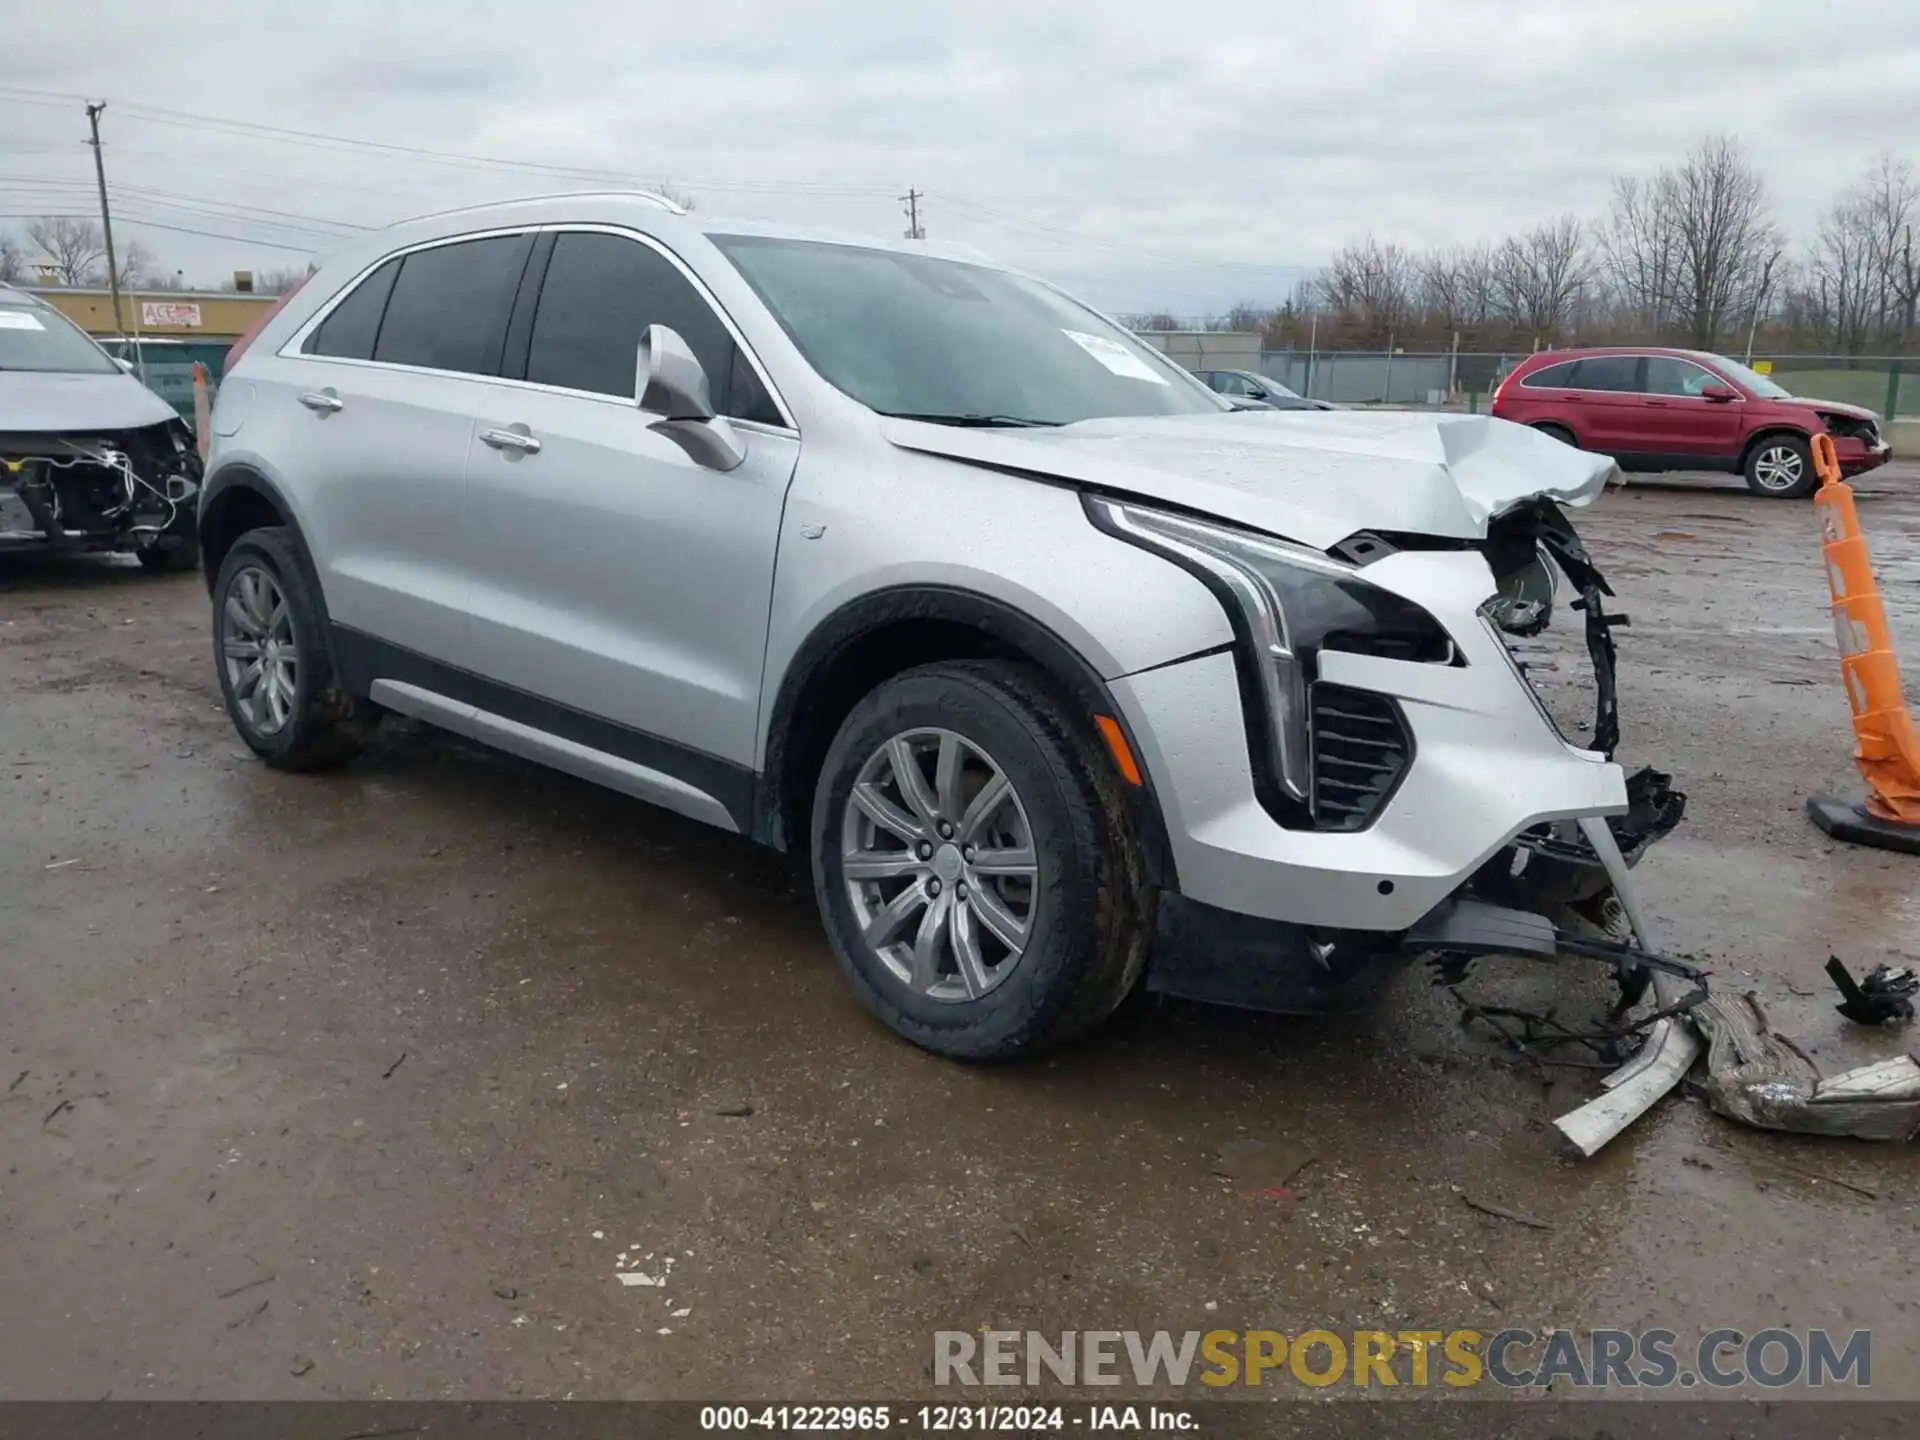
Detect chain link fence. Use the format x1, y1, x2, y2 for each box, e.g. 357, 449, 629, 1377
1257, 350, 1918, 415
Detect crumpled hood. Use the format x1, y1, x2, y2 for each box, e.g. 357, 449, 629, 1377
1787, 395, 1881, 423
880, 409, 1619, 549
0, 369, 178, 435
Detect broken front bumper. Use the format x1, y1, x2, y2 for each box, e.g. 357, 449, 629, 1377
0, 428, 201, 555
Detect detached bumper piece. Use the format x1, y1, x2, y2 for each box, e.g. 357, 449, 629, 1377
1690, 991, 1920, 1143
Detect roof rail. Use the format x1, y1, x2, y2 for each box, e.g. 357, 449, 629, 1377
403, 188, 690, 225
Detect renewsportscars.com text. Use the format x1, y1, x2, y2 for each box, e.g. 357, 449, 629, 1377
933, 1328, 1872, 1390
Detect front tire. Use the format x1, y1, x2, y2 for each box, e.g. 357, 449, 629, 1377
1744, 434, 1816, 498
213, 526, 368, 770
810, 660, 1152, 1060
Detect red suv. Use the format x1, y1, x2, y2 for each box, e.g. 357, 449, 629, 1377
1493, 347, 1891, 498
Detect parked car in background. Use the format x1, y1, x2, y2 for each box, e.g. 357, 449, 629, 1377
1492, 346, 1891, 498
199, 191, 1670, 1062
0, 285, 203, 570
1195, 369, 1336, 410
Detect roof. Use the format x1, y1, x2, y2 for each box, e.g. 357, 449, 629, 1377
1515, 345, 1732, 363
374, 190, 997, 267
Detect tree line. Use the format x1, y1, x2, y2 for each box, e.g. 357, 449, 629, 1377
0, 215, 308, 294
1132, 136, 1919, 358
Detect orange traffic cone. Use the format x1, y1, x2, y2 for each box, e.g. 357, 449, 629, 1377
191, 362, 212, 461
1805, 432, 1920, 855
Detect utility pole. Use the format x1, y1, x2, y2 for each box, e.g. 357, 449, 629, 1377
900, 189, 924, 241
85, 102, 126, 341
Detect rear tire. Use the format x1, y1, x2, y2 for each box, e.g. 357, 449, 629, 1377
1744, 434, 1816, 498
810, 660, 1152, 1060
1532, 422, 1578, 448
212, 526, 370, 771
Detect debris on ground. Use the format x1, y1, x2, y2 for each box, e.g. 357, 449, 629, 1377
1691, 991, 1920, 1142
1212, 1138, 1316, 1189
712, 1101, 755, 1117
1461, 1194, 1552, 1231
1826, 958, 1916, 1027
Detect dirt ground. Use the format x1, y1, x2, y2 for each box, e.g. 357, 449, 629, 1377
1, 464, 1916, 1403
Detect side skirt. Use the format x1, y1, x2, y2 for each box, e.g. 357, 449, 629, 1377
331, 625, 757, 836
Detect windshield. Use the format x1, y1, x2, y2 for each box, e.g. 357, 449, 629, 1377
0, 301, 118, 375
1257, 375, 1303, 399
710, 235, 1227, 426
1704, 353, 1791, 400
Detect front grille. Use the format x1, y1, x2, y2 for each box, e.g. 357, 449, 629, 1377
1310, 683, 1412, 830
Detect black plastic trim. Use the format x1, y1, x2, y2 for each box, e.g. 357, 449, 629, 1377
331, 625, 757, 834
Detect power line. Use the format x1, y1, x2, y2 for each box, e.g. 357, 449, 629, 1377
0, 176, 362, 234
0, 210, 318, 253
0, 86, 900, 199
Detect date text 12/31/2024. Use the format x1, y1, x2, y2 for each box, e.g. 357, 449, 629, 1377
700, 1406, 1198, 1432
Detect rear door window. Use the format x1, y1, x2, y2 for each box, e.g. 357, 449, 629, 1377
1521, 360, 1580, 389
303, 258, 398, 360
1569, 355, 1642, 392
1643, 356, 1719, 397
372, 234, 533, 376
524, 230, 781, 424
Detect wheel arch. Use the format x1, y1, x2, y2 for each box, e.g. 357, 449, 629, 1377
1738, 424, 1813, 474
197, 463, 303, 595
758, 584, 1179, 890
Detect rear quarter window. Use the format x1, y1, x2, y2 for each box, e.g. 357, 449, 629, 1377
1521, 360, 1580, 389
302, 260, 398, 361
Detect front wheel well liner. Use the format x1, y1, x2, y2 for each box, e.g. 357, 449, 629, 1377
198, 466, 296, 592
759, 586, 1178, 890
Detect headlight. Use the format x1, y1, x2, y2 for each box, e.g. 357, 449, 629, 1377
1085, 496, 1454, 818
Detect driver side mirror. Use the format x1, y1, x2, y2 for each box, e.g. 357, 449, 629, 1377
1701, 383, 1738, 403
113, 357, 136, 374
634, 324, 745, 472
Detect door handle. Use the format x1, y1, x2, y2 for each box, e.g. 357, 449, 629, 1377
480, 426, 542, 455
298, 390, 343, 414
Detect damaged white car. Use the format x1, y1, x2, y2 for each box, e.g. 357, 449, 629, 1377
0, 284, 202, 571
199, 195, 1688, 1089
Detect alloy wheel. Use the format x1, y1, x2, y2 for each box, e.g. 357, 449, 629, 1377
1753, 444, 1805, 492
839, 727, 1039, 1003
221, 565, 298, 736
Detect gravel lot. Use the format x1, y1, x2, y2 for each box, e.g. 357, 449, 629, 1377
2, 463, 1917, 1401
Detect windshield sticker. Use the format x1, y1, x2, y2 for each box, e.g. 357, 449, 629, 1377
1062, 330, 1169, 385
0, 310, 47, 331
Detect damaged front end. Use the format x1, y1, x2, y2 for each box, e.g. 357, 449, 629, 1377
0, 420, 202, 566
1394, 497, 1705, 1154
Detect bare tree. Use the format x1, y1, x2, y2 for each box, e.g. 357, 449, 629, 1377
1854, 154, 1919, 345
25, 215, 107, 286
253, 266, 311, 295
1602, 136, 1781, 348
1492, 215, 1590, 341
649, 180, 696, 212
1418, 243, 1497, 339
115, 238, 155, 288
1802, 188, 1880, 353
1313, 235, 1415, 344
0, 231, 23, 285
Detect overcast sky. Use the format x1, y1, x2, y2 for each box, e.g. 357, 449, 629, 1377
4, 0, 1917, 314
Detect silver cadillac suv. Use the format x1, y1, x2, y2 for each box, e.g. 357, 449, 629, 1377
200, 191, 1680, 1060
